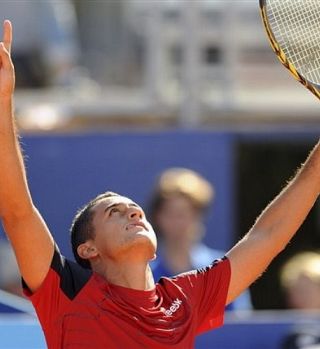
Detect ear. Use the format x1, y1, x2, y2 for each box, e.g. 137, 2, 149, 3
77, 241, 98, 260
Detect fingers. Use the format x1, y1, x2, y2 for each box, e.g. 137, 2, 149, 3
2, 20, 12, 54
0, 20, 13, 70
0, 42, 13, 70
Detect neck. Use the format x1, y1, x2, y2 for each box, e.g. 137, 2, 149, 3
92, 258, 155, 291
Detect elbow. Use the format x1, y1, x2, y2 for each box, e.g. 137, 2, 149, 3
249, 226, 289, 257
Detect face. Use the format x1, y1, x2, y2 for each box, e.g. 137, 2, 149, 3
154, 194, 202, 243
90, 196, 157, 262
287, 274, 320, 309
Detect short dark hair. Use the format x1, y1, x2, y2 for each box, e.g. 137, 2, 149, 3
70, 191, 121, 269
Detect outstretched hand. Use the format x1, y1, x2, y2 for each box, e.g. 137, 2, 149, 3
0, 20, 14, 98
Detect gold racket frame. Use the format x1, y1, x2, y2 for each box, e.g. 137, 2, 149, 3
259, 0, 320, 100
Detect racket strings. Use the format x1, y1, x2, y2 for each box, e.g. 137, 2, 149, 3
266, 0, 320, 84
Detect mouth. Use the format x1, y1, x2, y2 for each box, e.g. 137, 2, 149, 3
126, 222, 148, 231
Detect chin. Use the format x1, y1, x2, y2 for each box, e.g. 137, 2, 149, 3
130, 232, 157, 258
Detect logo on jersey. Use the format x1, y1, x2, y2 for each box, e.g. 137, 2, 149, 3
163, 298, 182, 316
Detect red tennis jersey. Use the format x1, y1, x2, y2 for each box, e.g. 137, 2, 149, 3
24, 248, 231, 348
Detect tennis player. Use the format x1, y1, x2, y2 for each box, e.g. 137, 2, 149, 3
1, 20, 320, 348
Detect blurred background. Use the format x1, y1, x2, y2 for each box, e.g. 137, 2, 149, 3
0, 1, 319, 348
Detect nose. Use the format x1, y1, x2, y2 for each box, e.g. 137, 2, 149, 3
128, 206, 143, 220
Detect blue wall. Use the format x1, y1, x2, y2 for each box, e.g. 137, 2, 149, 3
3, 130, 236, 259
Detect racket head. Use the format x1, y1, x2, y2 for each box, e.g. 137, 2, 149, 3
259, 0, 320, 100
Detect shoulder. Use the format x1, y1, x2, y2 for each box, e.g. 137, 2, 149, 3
158, 257, 230, 290
52, 249, 93, 300
24, 246, 93, 301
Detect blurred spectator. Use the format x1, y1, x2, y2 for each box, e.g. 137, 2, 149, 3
0, 0, 80, 88
148, 167, 252, 311
280, 251, 320, 310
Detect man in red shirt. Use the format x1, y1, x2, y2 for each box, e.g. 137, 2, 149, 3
1, 20, 320, 348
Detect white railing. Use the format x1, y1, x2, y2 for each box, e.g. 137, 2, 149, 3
0, 289, 35, 315
14, 1, 320, 130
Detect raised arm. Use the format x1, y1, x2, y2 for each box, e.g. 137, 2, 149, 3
226, 141, 320, 304
0, 20, 54, 292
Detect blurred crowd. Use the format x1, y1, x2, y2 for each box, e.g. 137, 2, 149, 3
280, 252, 320, 349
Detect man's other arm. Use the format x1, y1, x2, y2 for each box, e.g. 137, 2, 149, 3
226, 141, 320, 304
0, 20, 54, 293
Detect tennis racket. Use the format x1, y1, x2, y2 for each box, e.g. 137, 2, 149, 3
259, 0, 320, 100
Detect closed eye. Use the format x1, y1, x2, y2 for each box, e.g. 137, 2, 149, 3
109, 207, 120, 215
104, 202, 143, 217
